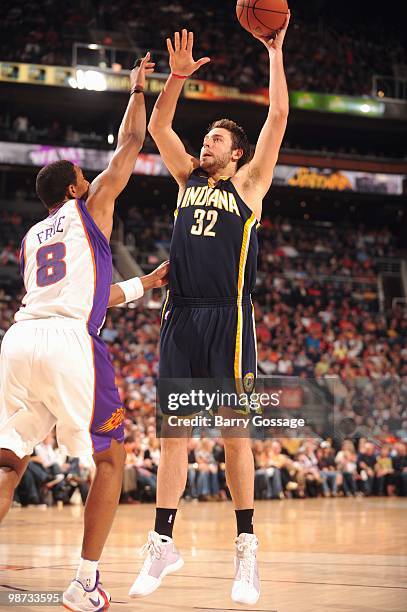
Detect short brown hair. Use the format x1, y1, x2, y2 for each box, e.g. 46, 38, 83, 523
36, 160, 77, 209
207, 119, 251, 169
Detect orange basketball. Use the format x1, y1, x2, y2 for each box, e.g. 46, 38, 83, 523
236, 0, 289, 38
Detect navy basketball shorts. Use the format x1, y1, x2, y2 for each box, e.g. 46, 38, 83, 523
158, 294, 257, 416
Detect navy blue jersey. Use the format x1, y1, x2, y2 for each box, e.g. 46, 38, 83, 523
169, 169, 258, 299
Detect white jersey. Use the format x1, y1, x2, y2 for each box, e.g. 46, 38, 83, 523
15, 198, 112, 334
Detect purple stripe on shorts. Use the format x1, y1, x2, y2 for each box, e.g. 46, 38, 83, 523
76, 199, 112, 335
90, 336, 124, 454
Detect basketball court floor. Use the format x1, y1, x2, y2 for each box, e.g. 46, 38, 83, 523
1, 498, 406, 611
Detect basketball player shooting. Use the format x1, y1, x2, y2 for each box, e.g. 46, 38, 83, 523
0, 54, 169, 611
130, 15, 290, 607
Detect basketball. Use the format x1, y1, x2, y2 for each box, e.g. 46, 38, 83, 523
236, 0, 289, 38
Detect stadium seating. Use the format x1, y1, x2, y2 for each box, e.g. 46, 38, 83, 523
1, 0, 405, 95
2, 207, 406, 505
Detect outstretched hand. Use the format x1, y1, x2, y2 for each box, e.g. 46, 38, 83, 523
167, 29, 210, 77
255, 9, 290, 53
130, 52, 155, 90
142, 260, 170, 291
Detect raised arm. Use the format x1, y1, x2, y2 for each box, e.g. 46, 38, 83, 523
148, 30, 210, 187
245, 13, 290, 198
86, 54, 155, 240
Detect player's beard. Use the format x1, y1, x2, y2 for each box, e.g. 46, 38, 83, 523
201, 151, 232, 175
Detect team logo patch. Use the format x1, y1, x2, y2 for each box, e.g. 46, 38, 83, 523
96, 407, 125, 433
243, 372, 255, 393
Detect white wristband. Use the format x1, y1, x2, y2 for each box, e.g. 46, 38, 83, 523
116, 277, 144, 303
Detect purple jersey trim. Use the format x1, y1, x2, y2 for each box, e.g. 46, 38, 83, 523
19, 235, 27, 286
75, 199, 112, 335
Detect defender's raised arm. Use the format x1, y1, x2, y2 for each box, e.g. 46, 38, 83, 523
87, 53, 155, 239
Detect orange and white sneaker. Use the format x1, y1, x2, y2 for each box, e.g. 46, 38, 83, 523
129, 530, 184, 597
63, 571, 110, 611
231, 533, 260, 605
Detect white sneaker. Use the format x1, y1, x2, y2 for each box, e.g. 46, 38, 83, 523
231, 533, 260, 605
63, 571, 110, 611
129, 530, 184, 597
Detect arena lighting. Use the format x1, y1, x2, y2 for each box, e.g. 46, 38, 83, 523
88, 44, 99, 50
74, 69, 107, 91
107, 133, 114, 144
360, 103, 371, 113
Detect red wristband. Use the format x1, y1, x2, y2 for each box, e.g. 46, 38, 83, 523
171, 73, 189, 80
130, 85, 144, 95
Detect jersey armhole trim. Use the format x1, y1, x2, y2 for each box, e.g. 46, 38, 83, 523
228, 179, 261, 224
75, 201, 97, 326
77, 199, 111, 249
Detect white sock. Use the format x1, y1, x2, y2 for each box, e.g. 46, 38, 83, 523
76, 558, 98, 590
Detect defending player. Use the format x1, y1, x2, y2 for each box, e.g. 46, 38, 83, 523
130, 17, 290, 607
0, 54, 168, 611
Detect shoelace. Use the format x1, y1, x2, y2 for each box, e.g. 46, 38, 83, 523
139, 532, 163, 562
236, 539, 257, 584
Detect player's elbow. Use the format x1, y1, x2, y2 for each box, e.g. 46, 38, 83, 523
148, 119, 168, 138
119, 128, 144, 152
148, 120, 159, 137
269, 108, 289, 123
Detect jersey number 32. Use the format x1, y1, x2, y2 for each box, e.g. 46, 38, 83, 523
190, 209, 218, 237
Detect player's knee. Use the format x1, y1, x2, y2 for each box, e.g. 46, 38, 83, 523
0, 449, 28, 481
94, 440, 126, 470
0, 465, 20, 483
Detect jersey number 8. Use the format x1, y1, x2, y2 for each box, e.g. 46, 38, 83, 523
36, 242, 67, 287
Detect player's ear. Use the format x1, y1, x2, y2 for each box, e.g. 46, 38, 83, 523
67, 182, 78, 198
232, 148, 243, 162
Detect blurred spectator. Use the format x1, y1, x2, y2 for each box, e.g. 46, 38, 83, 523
374, 445, 395, 496
296, 440, 323, 497
335, 440, 358, 496
357, 440, 376, 496
392, 442, 407, 496
317, 441, 340, 496
195, 439, 220, 501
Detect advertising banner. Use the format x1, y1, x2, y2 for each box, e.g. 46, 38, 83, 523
0, 61, 385, 117
0, 142, 170, 177
0, 142, 403, 194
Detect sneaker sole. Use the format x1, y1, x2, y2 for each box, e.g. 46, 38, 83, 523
231, 593, 260, 606
129, 557, 184, 598
63, 602, 109, 612
62, 590, 110, 611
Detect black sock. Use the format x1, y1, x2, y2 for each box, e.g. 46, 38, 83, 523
235, 509, 254, 536
154, 507, 177, 539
